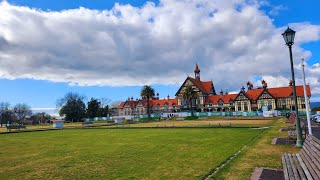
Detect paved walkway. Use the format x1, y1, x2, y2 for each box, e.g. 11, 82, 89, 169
311, 121, 320, 139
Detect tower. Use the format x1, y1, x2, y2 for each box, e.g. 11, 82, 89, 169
194, 63, 200, 81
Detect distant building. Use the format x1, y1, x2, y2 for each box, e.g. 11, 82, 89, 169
117, 64, 311, 115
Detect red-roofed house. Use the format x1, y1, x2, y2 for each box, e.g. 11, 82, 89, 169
117, 64, 312, 115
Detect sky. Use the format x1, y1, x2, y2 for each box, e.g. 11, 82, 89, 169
0, 0, 320, 114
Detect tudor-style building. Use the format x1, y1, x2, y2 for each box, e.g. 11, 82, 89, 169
175, 63, 216, 111
117, 64, 312, 115
117, 96, 179, 116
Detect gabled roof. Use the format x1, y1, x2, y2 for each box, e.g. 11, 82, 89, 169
245, 89, 264, 101
267, 85, 311, 98
118, 102, 125, 108
234, 91, 250, 101
175, 77, 213, 96
205, 94, 238, 104
151, 98, 178, 107
234, 85, 312, 101
121, 100, 138, 108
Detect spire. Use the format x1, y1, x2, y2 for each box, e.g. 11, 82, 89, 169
194, 63, 200, 81
194, 63, 200, 73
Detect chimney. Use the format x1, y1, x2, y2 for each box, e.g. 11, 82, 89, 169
263, 82, 268, 89
241, 85, 245, 92
289, 80, 293, 86
247, 81, 252, 90
225, 91, 228, 95
167, 95, 170, 100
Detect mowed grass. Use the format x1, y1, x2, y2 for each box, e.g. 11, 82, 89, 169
116, 119, 274, 128
0, 128, 262, 179
211, 118, 300, 179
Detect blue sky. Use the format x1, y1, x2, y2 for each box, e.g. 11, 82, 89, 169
0, 0, 320, 112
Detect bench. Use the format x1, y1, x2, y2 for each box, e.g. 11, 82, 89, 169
282, 135, 320, 180
6, 125, 27, 132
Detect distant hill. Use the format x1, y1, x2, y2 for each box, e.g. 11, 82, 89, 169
310, 102, 320, 108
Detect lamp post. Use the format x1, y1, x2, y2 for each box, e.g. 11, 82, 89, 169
301, 58, 312, 135
282, 27, 303, 148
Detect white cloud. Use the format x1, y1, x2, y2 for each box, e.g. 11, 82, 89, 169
0, 0, 320, 101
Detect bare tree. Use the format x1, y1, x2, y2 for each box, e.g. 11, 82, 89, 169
13, 103, 32, 125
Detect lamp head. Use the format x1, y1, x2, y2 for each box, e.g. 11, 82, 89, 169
282, 27, 296, 46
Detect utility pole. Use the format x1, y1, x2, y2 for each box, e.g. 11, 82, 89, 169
301, 58, 312, 135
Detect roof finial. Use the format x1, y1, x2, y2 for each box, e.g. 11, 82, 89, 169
194, 63, 200, 73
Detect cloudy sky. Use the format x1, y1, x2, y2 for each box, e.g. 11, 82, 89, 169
0, 0, 319, 111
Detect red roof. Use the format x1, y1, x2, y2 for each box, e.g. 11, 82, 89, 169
118, 102, 125, 108
188, 77, 212, 94
245, 89, 264, 101
206, 94, 237, 104
151, 98, 178, 107
118, 98, 178, 109
267, 85, 311, 98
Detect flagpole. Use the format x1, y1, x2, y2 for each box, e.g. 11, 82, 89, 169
301, 58, 312, 135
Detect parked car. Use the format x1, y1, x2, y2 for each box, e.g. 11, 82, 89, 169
312, 115, 320, 123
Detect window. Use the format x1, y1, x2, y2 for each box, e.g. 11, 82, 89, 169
237, 102, 241, 111
244, 102, 248, 111
261, 101, 264, 107
164, 104, 168, 110
229, 101, 233, 106
218, 100, 223, 107
268, 100, 272, 110
302, 104, 306, 108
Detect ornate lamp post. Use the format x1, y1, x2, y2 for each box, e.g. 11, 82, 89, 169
282, 27, 303, 148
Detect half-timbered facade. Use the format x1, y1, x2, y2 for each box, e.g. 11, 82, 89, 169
117, 64, 312, 115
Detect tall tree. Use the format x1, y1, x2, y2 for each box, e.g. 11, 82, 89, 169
13, 103, 32, 125
98, 105, 109, 117
182, 85, 198, 116
86, 98, 101, 118
57, 92, 86, 122
0, 102, 11, 127
140, 85, 155, 119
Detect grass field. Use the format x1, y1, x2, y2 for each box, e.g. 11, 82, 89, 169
0, 118, 275, 132
113, 119, 274, 128
0, 128, 262, 179
211, 118, 300, 179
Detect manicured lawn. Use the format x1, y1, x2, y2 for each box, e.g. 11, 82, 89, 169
114, 119, 274, 128
211, 118, 300, 179
0, 128, 262, 179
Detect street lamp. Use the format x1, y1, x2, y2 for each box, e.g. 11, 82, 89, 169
282, 27, 303, 148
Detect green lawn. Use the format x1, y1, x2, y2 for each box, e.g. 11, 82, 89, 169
0, 128, 262, 179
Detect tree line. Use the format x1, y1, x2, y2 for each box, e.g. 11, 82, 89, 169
0, 102, 34, 126
57, 92, 112, 122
